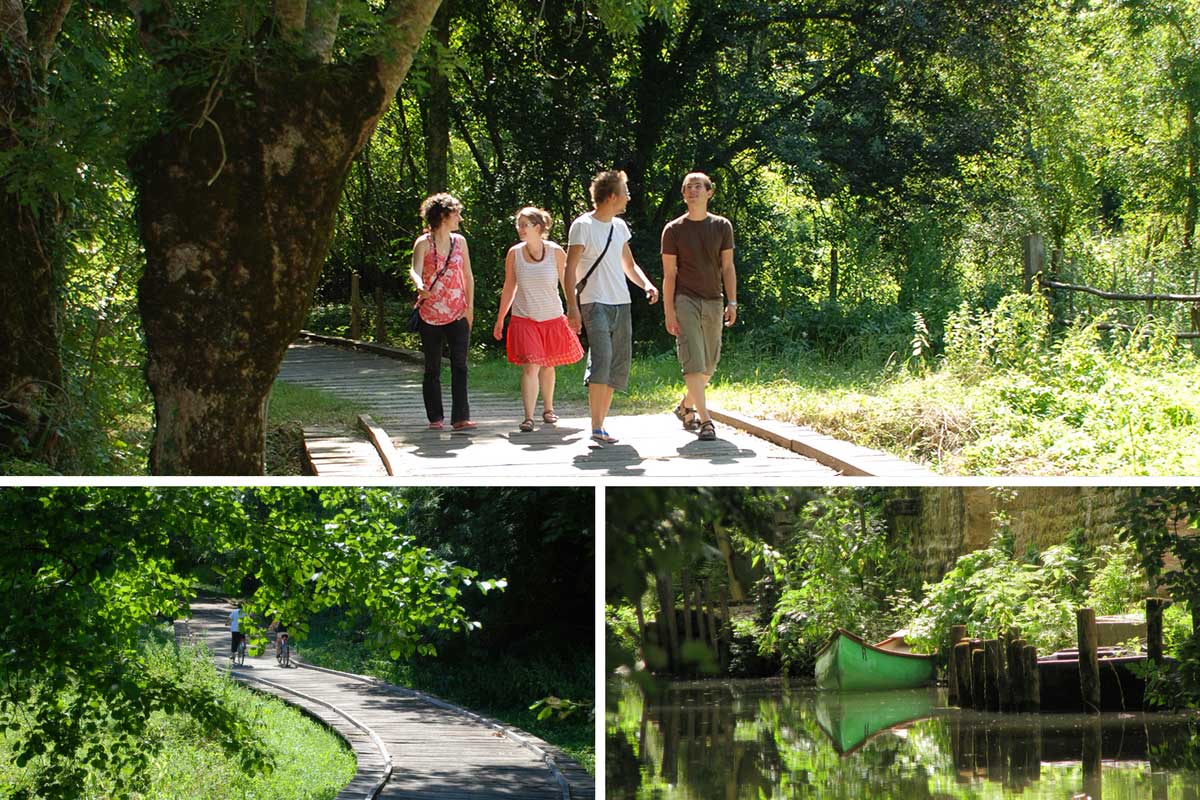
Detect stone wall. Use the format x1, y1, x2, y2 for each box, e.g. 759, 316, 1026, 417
887, 487, 1133, 582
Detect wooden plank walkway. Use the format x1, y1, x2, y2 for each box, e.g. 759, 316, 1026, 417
277, 338, 930, 479
182, 599, 591, 800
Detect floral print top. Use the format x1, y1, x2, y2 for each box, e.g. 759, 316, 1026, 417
418, 233, 467, 326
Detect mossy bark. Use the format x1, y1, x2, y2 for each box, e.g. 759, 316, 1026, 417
132, 62, 388, 474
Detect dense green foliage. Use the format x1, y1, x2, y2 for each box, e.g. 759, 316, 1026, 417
5, 0, 1198, 472
1, 632, 356, 799
0, 487, 500, 799
297, 487, 596, 769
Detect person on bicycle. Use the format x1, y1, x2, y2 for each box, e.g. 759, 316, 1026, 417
269, 619, 289, 662
229, 603, 248, 659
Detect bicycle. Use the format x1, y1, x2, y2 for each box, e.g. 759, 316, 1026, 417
276, 634, 290, 668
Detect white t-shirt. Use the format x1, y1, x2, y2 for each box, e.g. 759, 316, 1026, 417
568, 213, 632, 305
230, 608, 246, 632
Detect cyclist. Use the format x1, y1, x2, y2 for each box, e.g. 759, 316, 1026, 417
269, 619, 290, 664
229, 602, 248, 660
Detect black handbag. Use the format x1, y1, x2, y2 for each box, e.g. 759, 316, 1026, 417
409, 237, 457, 333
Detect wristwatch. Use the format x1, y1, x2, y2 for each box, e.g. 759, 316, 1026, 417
726, 301, 738, 307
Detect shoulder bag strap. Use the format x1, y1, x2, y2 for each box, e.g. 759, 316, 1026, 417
415, 236, 457, 307
575, 223, 615, 299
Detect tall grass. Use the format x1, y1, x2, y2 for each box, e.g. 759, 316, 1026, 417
0, 634, 356, 800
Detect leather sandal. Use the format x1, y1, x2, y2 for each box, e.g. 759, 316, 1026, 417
541, 410, 559, 425
673, 403, 701, 431
519, 418, 534, 432
451, 420, 477, 431
698, 420, 717, 441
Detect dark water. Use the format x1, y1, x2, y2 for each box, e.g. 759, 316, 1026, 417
606, 678, 1200, 799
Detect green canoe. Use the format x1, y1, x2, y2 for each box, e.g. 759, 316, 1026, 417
814, 628, 936, 692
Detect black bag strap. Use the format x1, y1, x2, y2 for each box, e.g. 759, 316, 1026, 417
575, 222, 615, 299
415, 236, 457, 307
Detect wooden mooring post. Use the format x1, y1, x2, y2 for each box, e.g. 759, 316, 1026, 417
971, 644, 987, 710
1023, 644, 1040, 711
1077, 607, 1101, 714
953, 639, 973, 707
984, 639, 1004, 711
1148, 597, 1170, 664
947, 625, 967, 704
1006, 636, 1025, 711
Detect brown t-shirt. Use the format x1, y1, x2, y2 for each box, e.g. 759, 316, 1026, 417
660, 213, 734, 300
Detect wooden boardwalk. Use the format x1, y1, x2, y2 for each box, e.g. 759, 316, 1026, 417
182, 599, 591, 800
277, 337, 931, 479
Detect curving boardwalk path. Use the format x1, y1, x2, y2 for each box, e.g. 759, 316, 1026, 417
276, 338, 929, 479
181, 599, 592, 800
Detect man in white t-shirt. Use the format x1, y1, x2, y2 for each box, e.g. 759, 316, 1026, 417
565, 170, 659, 444
229, 604, 247, 658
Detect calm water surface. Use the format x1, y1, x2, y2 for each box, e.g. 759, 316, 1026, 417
607, 678, 1200, 799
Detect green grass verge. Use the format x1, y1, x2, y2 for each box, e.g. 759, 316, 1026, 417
1, 632, 356, 800
297, 611, 595, 774
468, 337, 1200, 475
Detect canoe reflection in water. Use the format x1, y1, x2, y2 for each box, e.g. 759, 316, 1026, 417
607, 678, 1200, 800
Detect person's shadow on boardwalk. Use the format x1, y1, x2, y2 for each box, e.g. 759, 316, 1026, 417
503, 425, 587, 452
676, 438, 755, 465
409, 432, 475, 459
572, 444, 646, 476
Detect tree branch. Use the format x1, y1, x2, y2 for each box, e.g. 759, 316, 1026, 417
32, 0, 71, 72
375, 0, 442, 97
0, 0, 30, 54
273, 0, 307, 46
305, 0, 339, 63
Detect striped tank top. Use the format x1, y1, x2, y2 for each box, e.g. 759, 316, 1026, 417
512, 241, 565, 322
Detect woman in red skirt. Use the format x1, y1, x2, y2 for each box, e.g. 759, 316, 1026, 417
492, 206, 584, 431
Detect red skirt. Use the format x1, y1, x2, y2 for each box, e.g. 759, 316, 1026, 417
506, 315, 584, 367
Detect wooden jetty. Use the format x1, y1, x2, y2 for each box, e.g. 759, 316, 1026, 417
277, 334, 933, 479
180, 599, 592, 800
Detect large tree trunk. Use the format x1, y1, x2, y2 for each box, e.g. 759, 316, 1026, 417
131, 0, 441, 475
0, 2, 64, 411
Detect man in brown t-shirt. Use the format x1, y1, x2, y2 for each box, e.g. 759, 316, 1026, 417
661, 172, 738, 441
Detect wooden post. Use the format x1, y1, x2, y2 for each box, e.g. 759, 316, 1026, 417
971, 647, 987, 710
1007, 638, 1026, 711
374, 286, 387, 343
1023, 234, 1044, 293
948, 625, 967, 705
1147, 597, 1169, 664
954, 641, 972, 708
1023, 645, 1040, 711
1077, 607, 1101, 713
984, 639, 1004, 711
350, 273, 362, 339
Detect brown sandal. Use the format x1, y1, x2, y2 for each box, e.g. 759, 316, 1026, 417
541, 410, 559, 425
519, 418, 534, 432
673, 403, 701, 431
698, 420, 717, 441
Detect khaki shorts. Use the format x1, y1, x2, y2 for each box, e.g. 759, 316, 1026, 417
675, 294, 724, 375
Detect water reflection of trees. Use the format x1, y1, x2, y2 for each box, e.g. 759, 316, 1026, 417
608, 680, 1200, 799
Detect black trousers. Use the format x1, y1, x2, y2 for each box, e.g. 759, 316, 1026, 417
418, 316, 471, 424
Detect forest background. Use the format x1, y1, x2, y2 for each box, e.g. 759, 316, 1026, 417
4, 0, 1200, 474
